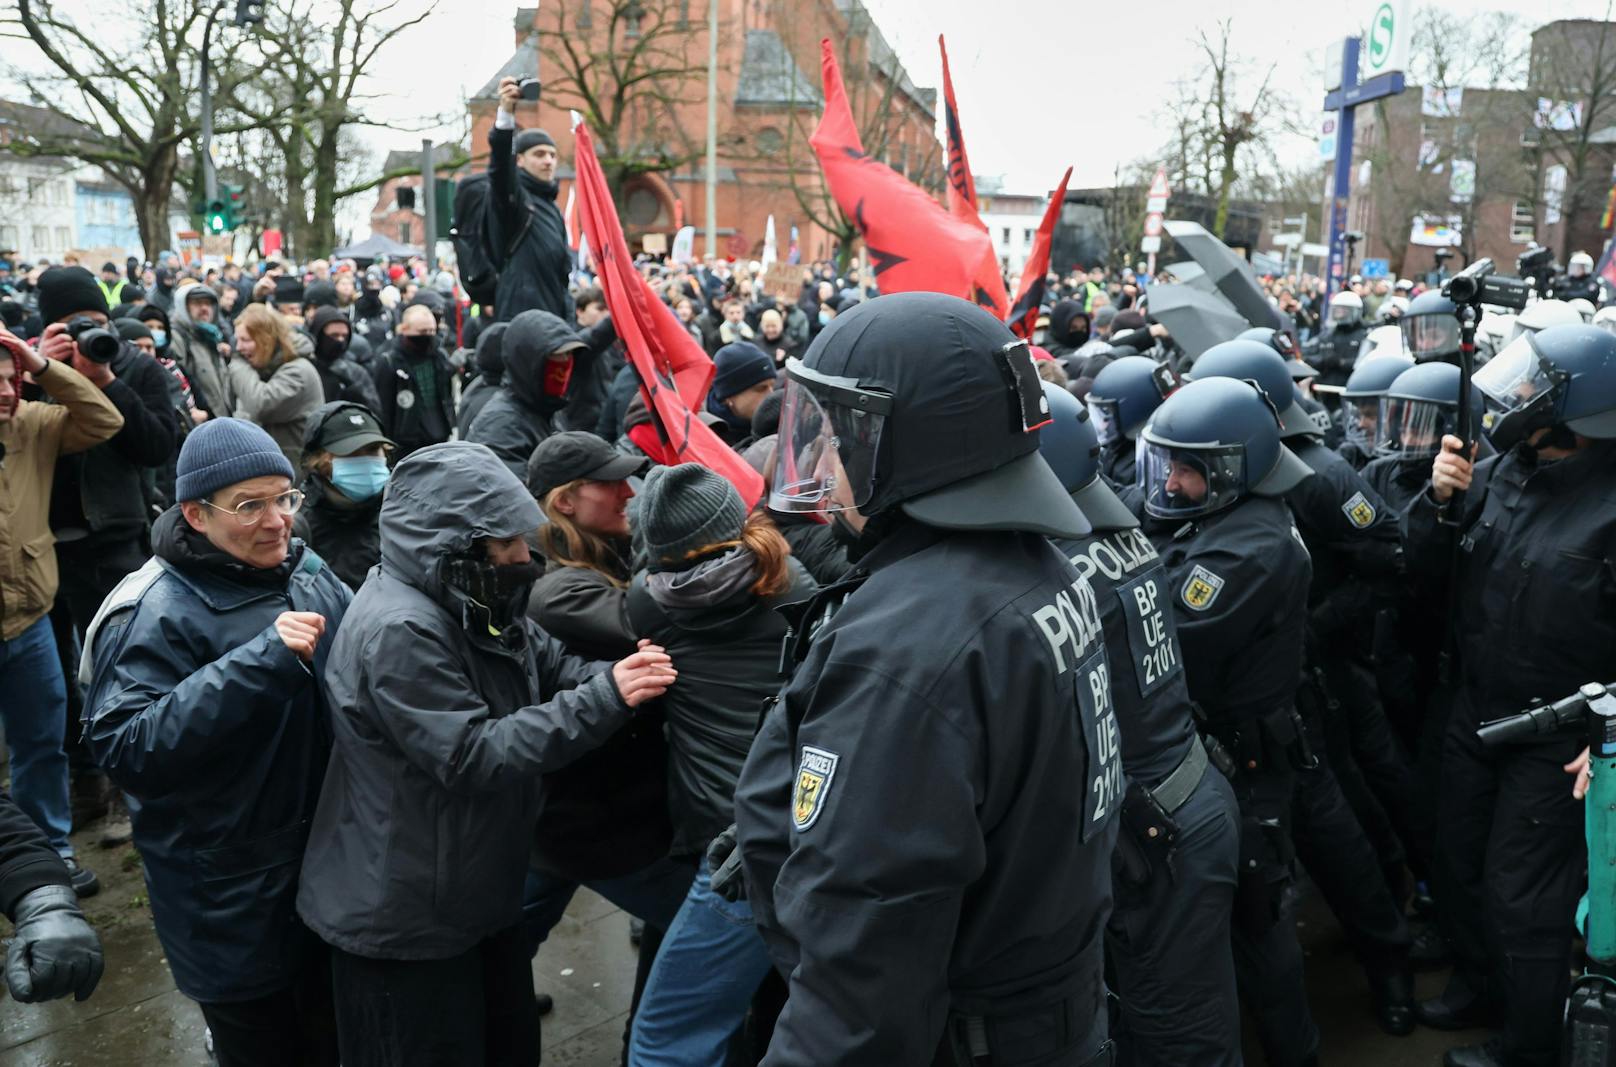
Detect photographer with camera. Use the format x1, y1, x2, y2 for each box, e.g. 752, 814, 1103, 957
35, 267, 180, 846
1406, 322, 1616, 1067
0, 314, 122, 897
488, 75, 572, 323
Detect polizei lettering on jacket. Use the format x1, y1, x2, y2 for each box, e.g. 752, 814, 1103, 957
1031, 574, 1105, 675
1065, 526, 1159, 584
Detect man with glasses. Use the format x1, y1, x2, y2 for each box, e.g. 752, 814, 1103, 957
82, 417, 351, 1067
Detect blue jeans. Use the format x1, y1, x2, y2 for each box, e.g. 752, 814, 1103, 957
0, 616, 73, 855
521, 856, 695, 957
627, 860, 773, 1067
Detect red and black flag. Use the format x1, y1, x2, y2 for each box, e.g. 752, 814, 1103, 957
811, 38, 1004, 316
940, 35, 980, 227
1008, 167, 1073, 340
572, 119, 764, 508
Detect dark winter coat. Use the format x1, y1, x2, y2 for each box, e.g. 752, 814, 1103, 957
0, 788, 71, 918
296, 442, 634, 961
84, 508, 352, 1002
628, 550, 815, 857
455, 323, 508, 440
464, 310, 599, 480
487, 125, 573, 324
372, 338, 455, 458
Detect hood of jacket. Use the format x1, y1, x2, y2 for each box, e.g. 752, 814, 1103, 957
503, 309, 584, 410
378, 441, 541, 604
645, 547, 757, 613
475, 322, 508, 382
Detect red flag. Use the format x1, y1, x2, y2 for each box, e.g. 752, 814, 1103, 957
1598, 234, 1616, 292
1008, 168, 1073, 340
939, 36, 979, 227
572, 121, 764, 508
811, 39, 1003, 316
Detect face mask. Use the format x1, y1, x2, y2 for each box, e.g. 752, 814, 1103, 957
818, 310, 832, 326
329, 455, 389, 501
195, 321, 220, 343
150, 329, 167, 349
315, 333, 350, 361
401, 334, 434, 358
544, 355, 574, 397
439, 555, 543, 635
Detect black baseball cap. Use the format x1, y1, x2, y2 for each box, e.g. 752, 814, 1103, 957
307, 402, 395, 456
527, 431, 647, 497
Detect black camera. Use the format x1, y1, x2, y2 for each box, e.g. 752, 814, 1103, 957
1516, 245, 1557, 292
519, 77, 542, 102
1443, 258, 1532, 312
65, 316, 120, 363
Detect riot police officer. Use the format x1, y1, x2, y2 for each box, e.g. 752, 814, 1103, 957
1339, 355, 1414, 470
1400, 290, 1465, 365
1191, 340, 1417, 1036
1408, 324, 1616, 1067
1085, 355, 1177, 490
1137, 376, 1317, 1067
1039, 382, 1242, 1066
1306, 291, 1370, 394
733, 293, 1119, 1065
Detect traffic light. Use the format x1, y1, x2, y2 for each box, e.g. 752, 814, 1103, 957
224, 183, 246, 225
205, 200, 228, 234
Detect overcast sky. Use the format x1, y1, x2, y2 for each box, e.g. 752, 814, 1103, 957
343, 0, 1596, 197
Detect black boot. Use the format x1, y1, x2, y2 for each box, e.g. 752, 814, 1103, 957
1416, 972, 1493, 1031
1370, 968, 1416, 1036
1442, 1036, 1504, 1067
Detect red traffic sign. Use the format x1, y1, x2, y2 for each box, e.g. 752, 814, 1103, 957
1148, 168, 1170, 200
1144, 213, 1164, 237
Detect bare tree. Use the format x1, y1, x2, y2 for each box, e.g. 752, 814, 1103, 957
0, 0, 271, 257
1526, 5, 1616, 259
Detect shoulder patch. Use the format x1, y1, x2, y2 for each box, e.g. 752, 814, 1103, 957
792, 746, 840, 831
1180, 564, 1225, 612
1341, 490, 1376, 529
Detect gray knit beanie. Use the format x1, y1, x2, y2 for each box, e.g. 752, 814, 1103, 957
175, 417, 295, 501
638, 463, 747, 569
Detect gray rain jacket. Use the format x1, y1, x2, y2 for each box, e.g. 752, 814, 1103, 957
296, 441, 635, 960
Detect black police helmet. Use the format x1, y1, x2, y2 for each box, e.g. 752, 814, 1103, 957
1087, 356, 1175, 443
779, 293, 1089, 538
1379, 361, 1481, 460
1187, 339, 1316, 440
1473, 324, 1616, 447
1139, 377, 1314, 519
1037, 381, 1139, 532
1238, 325, 1299, 360
1342, 355, 1415, 398
1400, 290, 1461, 362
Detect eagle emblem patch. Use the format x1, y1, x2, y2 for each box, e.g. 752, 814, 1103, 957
1342, 491, 1376, 529
1180, 565, 1225, 612
792, 746, 839, 831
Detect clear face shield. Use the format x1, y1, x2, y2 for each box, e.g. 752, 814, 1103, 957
1086, 396, 1121, 446
1472, 334, 1568, 452
769, 359, 892, 519
1377, 395, 1458, 460
1330, 303, 1361, 328
1344, 396, 1381, 452
1138, 435, 1247, 519
1401, 313, 1460, 360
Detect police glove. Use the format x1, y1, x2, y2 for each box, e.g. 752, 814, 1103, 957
4, 884, 105, 1003
706, 824, 747, 903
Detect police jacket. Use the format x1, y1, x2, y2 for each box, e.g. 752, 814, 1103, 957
1099, 439, 1137, 492
734, 523, 1119, 1063
777, 513, 852, 587
292, 475, 381, 593
465, 310, 601, 480
84, 508, 352, 1002
1148, 496, 1311, 726
1284, 436, 1401, 641
627, 551, 815, 858
525, 554, 673, 881
487, 124, 573, 324
1405, 441, 1616, 727
1052, 522, 1196, 788
1305, 323, 1366, 387
296, 445, 633, 961
1362, 453, 1426, 525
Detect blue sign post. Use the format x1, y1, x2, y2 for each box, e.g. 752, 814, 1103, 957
1322, 36, 1405, 291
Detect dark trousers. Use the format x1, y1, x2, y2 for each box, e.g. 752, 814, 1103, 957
1108, 769, 1242, 1067
329, 926, 540, 1067
197, 946, 339, 1067
53, 534, 147, 771
1228, 766, 1318, 1067
1291, 699, 1412, 975
1433, 705, 1585, 1065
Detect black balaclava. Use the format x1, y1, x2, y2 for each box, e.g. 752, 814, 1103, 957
1049, 300, 1090, 348
439, 551, 542, 638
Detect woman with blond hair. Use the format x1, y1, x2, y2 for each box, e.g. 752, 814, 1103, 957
626, 463, 816, 1067
227, 302, 323, 469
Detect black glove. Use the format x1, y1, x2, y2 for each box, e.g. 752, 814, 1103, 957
4, 884, 105, 1003
706, 824, 747, 903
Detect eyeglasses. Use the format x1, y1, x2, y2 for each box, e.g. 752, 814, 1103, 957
203, 489, 305, 527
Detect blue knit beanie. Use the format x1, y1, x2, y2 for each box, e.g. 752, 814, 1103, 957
175, 418, 295, 502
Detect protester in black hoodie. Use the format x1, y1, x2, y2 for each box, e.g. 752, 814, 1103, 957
489, 76, 572, 323
1044, 299, 1091, 362
456, 322, 507, 439
310, 308, 381, 413
465, 308, 603, 478
294, 402, 395, 591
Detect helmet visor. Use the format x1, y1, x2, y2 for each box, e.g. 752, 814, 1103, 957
1401, 313, 1459, 359
1138, 436, 1246, 519
769, 366, 889, 517
1472, 334, 1567, 450
1344, 397, 1381, 452
1086, 396, 1121, 446
1378, 395, 1457, 459
1330, 304, 1360, 325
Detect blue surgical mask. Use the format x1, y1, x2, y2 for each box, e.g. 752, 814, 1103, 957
151, 329, 167, 348
817, 310, 832, 326
329, 455, 390, 501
